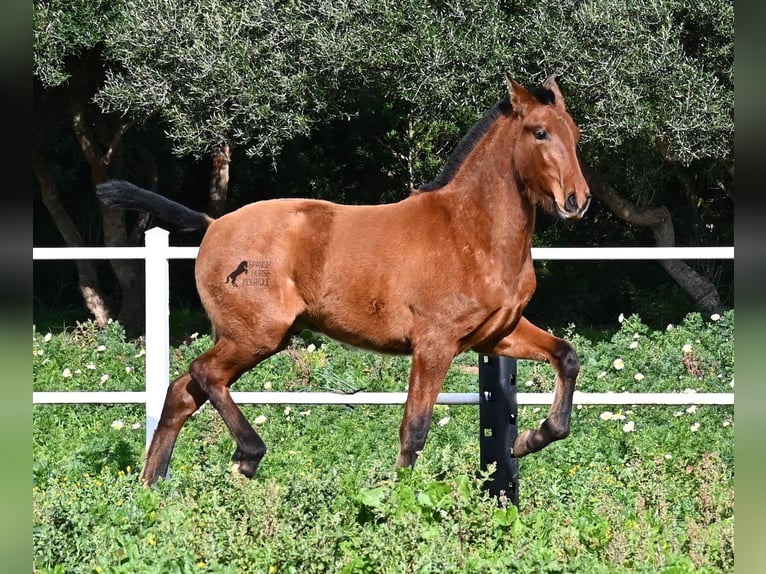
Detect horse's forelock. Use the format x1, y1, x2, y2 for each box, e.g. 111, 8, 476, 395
530, 87, 556, 106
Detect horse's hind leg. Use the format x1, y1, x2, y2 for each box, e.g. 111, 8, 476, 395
476, 316, 580, 457
396, 346, 454, 469
189, 336, 285, 479
142, 372, 208, 486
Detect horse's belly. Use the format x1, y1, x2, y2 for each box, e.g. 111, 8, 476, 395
299, 297, 414, 355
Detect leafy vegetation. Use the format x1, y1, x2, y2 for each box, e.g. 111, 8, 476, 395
33, 0, 733, 332
33, 312, 733, 572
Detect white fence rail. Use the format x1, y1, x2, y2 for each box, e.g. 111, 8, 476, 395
33, 230, 735, 449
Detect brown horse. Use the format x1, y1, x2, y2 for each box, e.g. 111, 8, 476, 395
97, 75, 591, 486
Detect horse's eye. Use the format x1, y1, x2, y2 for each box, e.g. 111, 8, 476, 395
534, 129, 548, 141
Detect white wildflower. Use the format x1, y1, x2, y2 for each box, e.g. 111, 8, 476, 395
131, 422, 141, 430
664, 453, 673, 460
306, 343, 316, 353
86, 362, 96, 370
597, 371, 607, 379
613, 358, 625, 370
618, 313, 625, 323
100, 374, 109, 383
96, 344, 107, 352
254, 415, 267, 425
35, 349, 44, 356
44, 333, 53, 342
437, 416, 451, 427
686, 405, 698, 414
682, 343, 693, 354
284, 406, 292, 416
134, 349, 146, 358
690, 422, 701, 432
190, 332, 199, 340
711, 313, 721, 322
125, 366, 133, 374
634, 373, 645, 382
599, 411, 613, 421
622, 421, 635, 433
111, 420, 125, 430
263, 381, 273, 390
629, 341, 639, 349
62, 367, 73, 378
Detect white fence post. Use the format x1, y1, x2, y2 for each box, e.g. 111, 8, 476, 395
144, 228, 170, 452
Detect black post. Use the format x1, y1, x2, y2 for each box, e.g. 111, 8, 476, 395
479, 354, 519, 506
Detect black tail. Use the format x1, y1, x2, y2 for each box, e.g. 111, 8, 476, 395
96, 180, 213, 232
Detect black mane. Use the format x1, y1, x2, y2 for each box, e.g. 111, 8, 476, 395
416, 86, 556, 192
416, 98, 512, 192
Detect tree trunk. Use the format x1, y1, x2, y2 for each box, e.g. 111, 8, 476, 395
208, 143, 231, 217
32, 150, 111, 326
586, 174, 724, 313
68, 71, 145, 335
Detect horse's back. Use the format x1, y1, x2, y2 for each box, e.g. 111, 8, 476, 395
193, 196, 424, 348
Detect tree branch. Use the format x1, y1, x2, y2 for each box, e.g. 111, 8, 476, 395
586, 172, 723, 313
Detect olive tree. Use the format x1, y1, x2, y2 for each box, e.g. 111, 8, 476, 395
34, 0, 733, 327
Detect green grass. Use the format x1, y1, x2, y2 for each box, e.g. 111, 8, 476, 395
33, 312, 734, 573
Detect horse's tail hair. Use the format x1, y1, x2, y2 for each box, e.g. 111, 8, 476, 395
96, 180, 214, 232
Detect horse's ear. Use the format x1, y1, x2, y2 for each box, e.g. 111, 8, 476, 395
543, 74, 566, 111
506, 75, 533, 116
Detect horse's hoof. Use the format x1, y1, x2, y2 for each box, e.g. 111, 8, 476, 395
230, 459, 259, 478
512, 430, 533, 458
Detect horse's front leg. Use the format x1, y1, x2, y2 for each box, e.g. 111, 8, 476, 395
476, 316, 580, 457
396, 346, 455, 469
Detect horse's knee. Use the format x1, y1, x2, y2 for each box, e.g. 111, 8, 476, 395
555, 341, 580, 380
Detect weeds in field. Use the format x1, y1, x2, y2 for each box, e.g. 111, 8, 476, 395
33, 311, 733, 573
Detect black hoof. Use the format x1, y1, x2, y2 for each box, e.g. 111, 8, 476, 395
231, 447, 265, 478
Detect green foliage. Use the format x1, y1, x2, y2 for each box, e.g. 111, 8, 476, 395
83, 0, 733, 184
34, 313, 733, 572
33, 0, 128, 87
518, 0, 733, 167
33, 0, 733, 325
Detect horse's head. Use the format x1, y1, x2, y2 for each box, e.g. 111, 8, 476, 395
507, 75, 591, 220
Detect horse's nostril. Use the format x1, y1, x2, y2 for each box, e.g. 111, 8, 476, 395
565, 193, 578, 213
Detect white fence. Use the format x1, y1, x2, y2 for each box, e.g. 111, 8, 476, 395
33, 229, 735, 449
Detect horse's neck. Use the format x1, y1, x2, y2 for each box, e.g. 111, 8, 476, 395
447, 117, 536, 255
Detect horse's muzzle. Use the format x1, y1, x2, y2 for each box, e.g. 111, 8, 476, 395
558, 193, 591, 220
